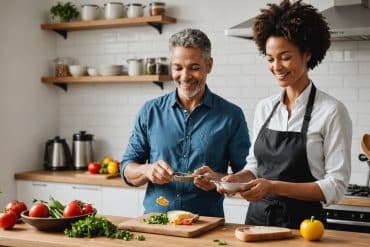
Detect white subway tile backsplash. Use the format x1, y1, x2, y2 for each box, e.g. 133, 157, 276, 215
52, 0, 370, 182
359, 62, 370, 74
329, 62, 358, 75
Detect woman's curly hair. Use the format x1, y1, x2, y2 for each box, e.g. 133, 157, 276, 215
253, 0, 330, 70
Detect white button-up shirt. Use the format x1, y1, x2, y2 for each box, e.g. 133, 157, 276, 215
244, 82, 352, 205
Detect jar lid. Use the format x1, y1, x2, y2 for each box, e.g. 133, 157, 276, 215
73, 131, 94, 141
149, 2, 166, 6
82, 4, 99, 8
127, 3, 145, 7
104, 2, 124, 6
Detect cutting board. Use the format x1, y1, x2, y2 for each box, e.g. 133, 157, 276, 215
75, 171, 120, 179
118, 214, 225, 238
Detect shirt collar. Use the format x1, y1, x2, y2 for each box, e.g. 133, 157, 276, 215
279, 81, 313, 106
170, 84, 213, 108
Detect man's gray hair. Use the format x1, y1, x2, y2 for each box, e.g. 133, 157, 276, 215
169, 29, 211, 60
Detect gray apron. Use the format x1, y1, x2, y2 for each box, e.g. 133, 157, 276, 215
246, 84, 326, 229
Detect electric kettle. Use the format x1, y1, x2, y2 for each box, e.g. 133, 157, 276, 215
44, 136, 72, 170
72, 130, 94, 170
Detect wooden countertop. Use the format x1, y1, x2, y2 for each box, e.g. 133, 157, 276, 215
0, 215, 369, 247
14, 170, 370, 207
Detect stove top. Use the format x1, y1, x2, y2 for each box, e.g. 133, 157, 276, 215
344, 184, 370, 197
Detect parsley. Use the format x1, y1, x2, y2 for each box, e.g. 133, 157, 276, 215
64, 215, 135, 241
143, 214, 169, 224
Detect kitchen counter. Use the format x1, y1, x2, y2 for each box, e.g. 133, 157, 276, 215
0, 215, 369, 247
14, 170, 370, 207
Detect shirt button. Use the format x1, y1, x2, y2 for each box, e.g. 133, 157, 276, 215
186, 135, 189, 139
176, 193, 181, 197
183, 154, 187, 158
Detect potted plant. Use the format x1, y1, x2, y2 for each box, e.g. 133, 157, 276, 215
50, 2, 79, 22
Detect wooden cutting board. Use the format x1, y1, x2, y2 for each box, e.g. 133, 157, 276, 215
118, 214, 225, 238
75, 171, 120, 179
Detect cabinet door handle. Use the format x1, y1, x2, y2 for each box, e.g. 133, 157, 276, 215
72, 186, 100, 191
32, 183, 47, 187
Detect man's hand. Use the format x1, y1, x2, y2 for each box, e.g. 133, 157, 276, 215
193, 165, 220, 191
145, 160, 174, 185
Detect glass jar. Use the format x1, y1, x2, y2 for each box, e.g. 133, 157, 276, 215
54, 57, 72, 77
146, 58, 156, 75
149, 2, 166, 16
155, 57, 169, 75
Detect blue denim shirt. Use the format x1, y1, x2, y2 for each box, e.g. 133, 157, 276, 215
121, 86, 250, 217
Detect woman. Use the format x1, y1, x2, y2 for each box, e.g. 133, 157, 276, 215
218, 0, 352, 229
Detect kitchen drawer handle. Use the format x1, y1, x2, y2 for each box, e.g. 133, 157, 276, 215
327, 218, 370, 227
32, 183, 47, 187
72, 186, 100, 191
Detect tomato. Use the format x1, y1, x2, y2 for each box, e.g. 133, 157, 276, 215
181, 219, 193, 225
88, 162, 101, 174
0, 211, 17, 230
5, 200, 27, 219
63, 201, 82, 218
300, 216, 325, 241
29, 203, 49, 218
82, 204, 94, 215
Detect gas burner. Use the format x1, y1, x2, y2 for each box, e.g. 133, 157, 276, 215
345, 184, 370, 197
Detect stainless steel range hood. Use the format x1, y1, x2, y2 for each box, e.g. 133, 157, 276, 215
225, 0, 370, 41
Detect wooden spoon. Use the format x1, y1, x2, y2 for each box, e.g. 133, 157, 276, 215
361, 134, 370, 160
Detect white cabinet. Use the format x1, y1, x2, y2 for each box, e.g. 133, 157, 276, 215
16, 180, 247, 222
223, 197, 249, 224
101, 187, 142, 217
16, 180, 56, 207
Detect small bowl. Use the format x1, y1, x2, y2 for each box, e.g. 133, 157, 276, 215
87, 67, 98, 76
68, 65, 87, 77
216, 181, 248, 193
21, 209, 96, 231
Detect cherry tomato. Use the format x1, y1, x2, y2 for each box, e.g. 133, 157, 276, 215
63, 201, 83, 218
0, 211, 17, 230
88, 162, 101, 174
82, 204, 94, 215
29, 203, 49, 218
5, 200, 27, 219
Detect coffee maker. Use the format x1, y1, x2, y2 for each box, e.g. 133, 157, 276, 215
44, 136, 72, 170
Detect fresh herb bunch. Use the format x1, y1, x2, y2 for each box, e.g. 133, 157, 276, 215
143, 214, 169, 224
64, 215, 135, 241
50, 2, 79, 22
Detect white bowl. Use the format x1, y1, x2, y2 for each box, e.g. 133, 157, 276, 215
98, 65, 123, 76
68, 65, 87, 77
217, 181, 248, 193
87, 67, 98, 76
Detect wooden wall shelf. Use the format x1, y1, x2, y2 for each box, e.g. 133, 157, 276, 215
41, 75, 172, 91
41, 15, 176, 38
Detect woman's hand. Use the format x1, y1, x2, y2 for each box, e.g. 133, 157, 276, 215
145, 160, 174, 185
239, 178, 273, 201
193, 165, 219, 191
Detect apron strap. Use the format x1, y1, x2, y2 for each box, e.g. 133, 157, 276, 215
301, 83, 317, 134
260, 100, 280, 131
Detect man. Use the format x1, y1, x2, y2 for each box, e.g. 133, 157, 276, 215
121, 29, 250, 217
